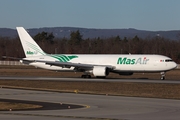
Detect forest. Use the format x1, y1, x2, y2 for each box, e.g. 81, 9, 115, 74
1, 30, 180, 63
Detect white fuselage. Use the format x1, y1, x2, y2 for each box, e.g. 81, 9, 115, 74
23, 54, 177, 73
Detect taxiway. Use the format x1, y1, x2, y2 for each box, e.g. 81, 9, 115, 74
0, 88, 180, 120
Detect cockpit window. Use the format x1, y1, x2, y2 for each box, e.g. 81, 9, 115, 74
165, 59, 173, 62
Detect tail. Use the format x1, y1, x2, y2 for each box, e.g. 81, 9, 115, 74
16, 27, 46, 57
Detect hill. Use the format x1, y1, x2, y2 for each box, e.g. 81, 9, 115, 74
0, 27, 180, 40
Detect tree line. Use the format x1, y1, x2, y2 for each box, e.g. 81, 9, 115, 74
1, 30, 180, 63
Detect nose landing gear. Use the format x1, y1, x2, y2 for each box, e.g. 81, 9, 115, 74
160, 72, 165, 80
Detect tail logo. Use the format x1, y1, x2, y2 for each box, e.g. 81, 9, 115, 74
25, 41, 45, 55
26, 51, 38, 55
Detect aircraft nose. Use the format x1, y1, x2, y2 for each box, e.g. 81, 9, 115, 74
173, 62, 177, 69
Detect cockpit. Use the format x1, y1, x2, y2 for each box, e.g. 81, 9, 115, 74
165, 59, 174, 62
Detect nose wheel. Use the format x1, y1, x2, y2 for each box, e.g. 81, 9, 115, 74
160, 72, 165, 80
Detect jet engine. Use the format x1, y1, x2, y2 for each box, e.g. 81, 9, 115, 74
92, 66, 110, 77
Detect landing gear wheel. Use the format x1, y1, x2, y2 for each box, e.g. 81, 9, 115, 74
96, 76, 106, 79
160, 72, 165, 80
81, 75, 91, 78
87, 75, 91, 78
161, 76, 165, 80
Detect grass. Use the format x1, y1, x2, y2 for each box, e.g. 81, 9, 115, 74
0, 102, 42, 111
0, 65, 180, 100
1, 80, 180, 99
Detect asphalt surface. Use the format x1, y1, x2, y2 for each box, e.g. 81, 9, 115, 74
0, 76, 180, 84
0, 88, 180, 120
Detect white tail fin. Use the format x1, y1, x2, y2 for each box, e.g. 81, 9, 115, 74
16, 27, 46, 57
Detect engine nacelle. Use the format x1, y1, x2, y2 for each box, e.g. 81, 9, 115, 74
119, 72, 133, 76
92, 66, 109, 77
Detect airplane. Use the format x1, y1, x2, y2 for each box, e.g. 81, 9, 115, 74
15, 27, 177, 80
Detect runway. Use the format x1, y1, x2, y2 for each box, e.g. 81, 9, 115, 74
0, 76, 180, 84
0, 88, 180, 120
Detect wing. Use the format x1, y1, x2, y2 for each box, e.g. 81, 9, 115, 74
27, 60, 115, 71
3, 56, 116, 71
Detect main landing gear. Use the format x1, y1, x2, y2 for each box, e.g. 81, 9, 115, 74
81, 74, 91, 78
160, 72, 165, 80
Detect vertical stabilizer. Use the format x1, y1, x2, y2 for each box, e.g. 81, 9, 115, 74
16, 27, 46, 57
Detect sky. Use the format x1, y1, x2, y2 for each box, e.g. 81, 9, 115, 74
0, 0, 180, 31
